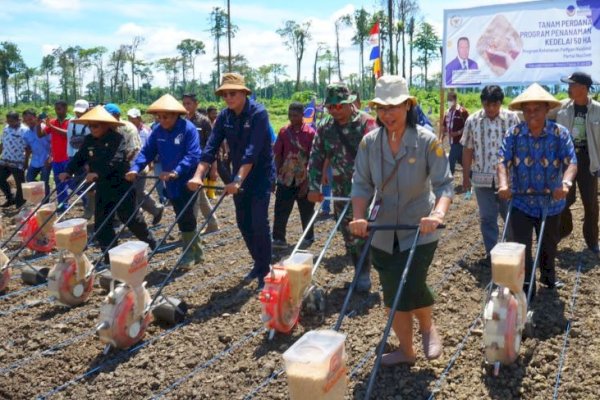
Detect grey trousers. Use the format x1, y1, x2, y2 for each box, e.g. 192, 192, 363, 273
197, 189, 219, 230
133, 174, 163, 217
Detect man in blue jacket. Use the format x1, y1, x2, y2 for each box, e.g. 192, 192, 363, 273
188, 73, 275, 289
127, 94, 202, 268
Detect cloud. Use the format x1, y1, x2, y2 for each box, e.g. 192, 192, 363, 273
41, 44, 59, 56
39, 0, 81, 11
116, 23, 146, 37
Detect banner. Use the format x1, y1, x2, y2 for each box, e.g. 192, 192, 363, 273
442, 0, 600, 87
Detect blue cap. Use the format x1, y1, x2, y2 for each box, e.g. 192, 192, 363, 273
104, 103, 121, 115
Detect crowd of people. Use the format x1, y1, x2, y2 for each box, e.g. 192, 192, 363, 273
0, 70, 598, 366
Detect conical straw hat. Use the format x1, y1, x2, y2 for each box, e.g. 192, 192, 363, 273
72, 106, 124, 126
147, 94, 187, 114
509, 83, 562, 111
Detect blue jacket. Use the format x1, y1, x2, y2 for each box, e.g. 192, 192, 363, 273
131, 117, 201, 199
200, 98, 275, 194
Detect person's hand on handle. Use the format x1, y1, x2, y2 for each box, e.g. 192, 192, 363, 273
187, 176, 204, 191
307, 191, 324, 203
125, 171, 138, 182
85, 173, 98, 183
58, 172, 71, 182
160, 171, 178, 182
224, 182, 240, 195
497, 185, 512, 200
420, 210, 444, 234
553, 182, 570, 200
349, 219, 369, 238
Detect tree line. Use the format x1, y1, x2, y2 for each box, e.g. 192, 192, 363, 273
0, 1, 443, 107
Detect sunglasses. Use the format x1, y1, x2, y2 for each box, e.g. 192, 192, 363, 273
221, 91, 240, 99
326, 104, 345, 111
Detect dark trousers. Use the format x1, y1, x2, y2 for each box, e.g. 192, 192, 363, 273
170, 188, 198, 233
511, 208, 561, 299
0, 165, 25, 204
217, 156, 232, 184
272, 183, 315, 242
560, 147, 598, 250
448, 143, 463, 175
234, 190, 272, 277
26, 165, 51, 199
95, 182, 155, 251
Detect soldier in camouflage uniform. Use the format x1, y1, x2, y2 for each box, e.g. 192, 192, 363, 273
307, 83, 377, 292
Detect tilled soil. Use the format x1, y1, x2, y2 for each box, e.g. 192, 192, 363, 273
0, 179, 598, 400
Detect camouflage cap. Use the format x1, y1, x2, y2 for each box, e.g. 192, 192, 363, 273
324, 83, 357, 105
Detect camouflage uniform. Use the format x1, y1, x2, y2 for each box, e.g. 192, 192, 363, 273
308, 84, 377, 268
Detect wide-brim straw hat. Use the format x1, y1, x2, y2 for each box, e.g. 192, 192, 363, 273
215, 72, 252, 96
369, 75, 417, 108
509, 83, 562, 111
147, 94, 187, 114
72, 106, 124, 127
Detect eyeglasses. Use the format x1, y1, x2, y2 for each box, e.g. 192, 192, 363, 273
326, 104, 345, 111
374, 105, 404, 113
221, 91, 239, 99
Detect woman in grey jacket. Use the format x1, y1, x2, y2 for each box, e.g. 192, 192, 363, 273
350, 76, 453, 366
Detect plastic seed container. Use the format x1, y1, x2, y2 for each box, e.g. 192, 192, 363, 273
283, 329, 347, 400
109, 241, 149, 288
22, 182, 45, 204
491, 242, 526, 293
54, 218, 88, 253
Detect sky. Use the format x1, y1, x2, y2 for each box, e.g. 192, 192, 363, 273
0, 0, 529, 88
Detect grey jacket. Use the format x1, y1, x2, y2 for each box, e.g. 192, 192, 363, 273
557, 97, 600, 174
352, 125, 454, 254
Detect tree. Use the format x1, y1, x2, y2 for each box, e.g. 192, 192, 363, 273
40, 54, 55, 104
128, 36, 144, 98
209, 7, 237, 82
312, 42, 327, 91
335, 14, 351, 81
387, 0, 394, 74
156, 57, 180, 93
177, 38, 206, 89
277, 20, 312, 92
351, 8, 371, 98
396, 0, 419, 78
412, 21, 440, 88
407, 17, 416, 85
86, 46, 107, 103
0, 41, 23, 105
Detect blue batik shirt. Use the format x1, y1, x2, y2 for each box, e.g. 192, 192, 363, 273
498, 120, 577, 218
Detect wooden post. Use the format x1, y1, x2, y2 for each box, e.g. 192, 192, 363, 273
438, 46, 445, 140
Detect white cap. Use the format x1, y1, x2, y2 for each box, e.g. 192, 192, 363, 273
73, 99, 89, 114
127, 108, 142, 118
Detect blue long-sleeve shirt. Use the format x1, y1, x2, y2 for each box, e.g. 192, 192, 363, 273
200, 98, 275, 194
130, 117, 201, 199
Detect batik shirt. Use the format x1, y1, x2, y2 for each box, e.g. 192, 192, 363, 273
461, 108, 521, 174
308, 110, 376, 196
0, 124, 28, 169
498, 120, 577, 217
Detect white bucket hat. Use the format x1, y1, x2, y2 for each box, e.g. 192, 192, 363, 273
369, 75, 417, 108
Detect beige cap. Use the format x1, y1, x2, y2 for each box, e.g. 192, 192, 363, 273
215, 72, 251, 96
509, 83, 562, 111
368, 75, 417, 108
72, 106, 124, 127
147, 94, 187, 115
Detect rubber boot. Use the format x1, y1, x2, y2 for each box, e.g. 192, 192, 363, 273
84, 191, 95, 220
207, 179, 218, 199
180, 231, 203, 270
351, 251, 372, 293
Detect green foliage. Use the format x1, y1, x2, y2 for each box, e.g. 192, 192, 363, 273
290, 91, 315, 103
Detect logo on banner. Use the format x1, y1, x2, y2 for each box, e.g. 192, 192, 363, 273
449, 15, 462, 28
566, 5, 576, 16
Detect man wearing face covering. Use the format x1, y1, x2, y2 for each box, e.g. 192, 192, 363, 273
442, 91, 469, 177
